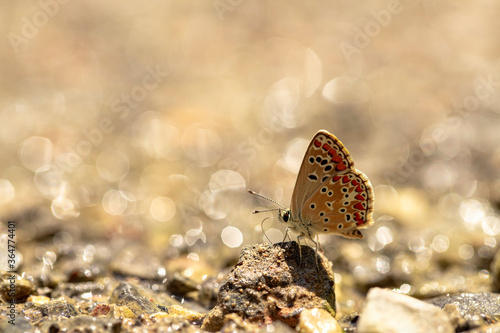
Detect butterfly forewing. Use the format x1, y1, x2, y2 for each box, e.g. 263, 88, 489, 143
290, 131, 353, 219
290, 130, 374, 239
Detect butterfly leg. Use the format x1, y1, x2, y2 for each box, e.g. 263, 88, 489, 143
300, 233, 319, 268
296, 233, 305, 265
282, 227, 293, 243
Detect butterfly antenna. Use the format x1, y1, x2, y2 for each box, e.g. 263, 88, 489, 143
252, 208, 281, 214
247, 189, 286, 209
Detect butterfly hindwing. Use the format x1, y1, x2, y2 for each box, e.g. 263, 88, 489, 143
301, 170, 374, 239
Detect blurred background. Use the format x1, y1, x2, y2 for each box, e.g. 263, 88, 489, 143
1, 0, 500, 300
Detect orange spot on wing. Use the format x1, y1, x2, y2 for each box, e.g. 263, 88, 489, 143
351, 179, 359, 186
355, 194, 364, 200
332, 176, 342, 182
337, 163, 347, 171
355, 212, 364, 225
355, 185, 363, 192
342, 175, 350, 183
329, 149, 342, 163
314, 139, 321, 147
353, 202, 364, 210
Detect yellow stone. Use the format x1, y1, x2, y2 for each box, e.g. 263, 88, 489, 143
297, 308, 342, 333
26, 295, 50, 305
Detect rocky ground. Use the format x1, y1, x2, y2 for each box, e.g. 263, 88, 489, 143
2, 237, 500, 333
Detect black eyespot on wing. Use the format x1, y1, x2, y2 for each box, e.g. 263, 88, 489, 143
308, 174, 318, 181
337, 224, 343, 229
328, 191, 333, 196
319, 211, 325, 216
321, 187, 327, 193
323, 228, 328, 232
321, 176, 329, 182
346, 214, 351, 221
321, 159, 328, 165
309, 157, 315, 164
316, 156, 322, 163
342, 188, 348, 193
310, 203, 316, 209
324, 165, 332, 172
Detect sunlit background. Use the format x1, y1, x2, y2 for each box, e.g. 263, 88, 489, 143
1, 0, 500, 307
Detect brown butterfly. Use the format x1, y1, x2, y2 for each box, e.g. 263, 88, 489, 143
250, 130, 374, 253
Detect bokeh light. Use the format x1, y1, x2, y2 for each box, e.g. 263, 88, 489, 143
0, 3, 499, 311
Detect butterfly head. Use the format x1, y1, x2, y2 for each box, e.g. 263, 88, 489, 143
278, 209, 291, 224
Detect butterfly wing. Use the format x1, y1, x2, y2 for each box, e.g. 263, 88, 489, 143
290, 130, 354, 221
290, 130, 374, 239
300, 169, 374, 239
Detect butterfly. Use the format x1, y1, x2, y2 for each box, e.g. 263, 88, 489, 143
250, 130, 374, 253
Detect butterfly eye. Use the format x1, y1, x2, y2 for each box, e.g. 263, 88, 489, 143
282, 211, 289, 222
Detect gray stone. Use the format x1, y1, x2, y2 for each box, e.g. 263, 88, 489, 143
357, 287, 453, 333
109, 282, 157, 316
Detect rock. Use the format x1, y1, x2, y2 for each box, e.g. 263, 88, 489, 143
150, 315, 209, 333
165, 271, 198, 295
357, 287, 454, 333
201, 242, 336, 331
338, 312, 360, 332
26, 295, 50, 305
38, 299, 79, 318
152, 304, 205, 323
109, 282, 157, 316
427, 292, 500, 330
0, 315, 34, 333
91, 303, 112, 317
296, 308, 342, 333
442, 304, 470, 332
0, 271, 36, 303
38, 315, 122, 333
